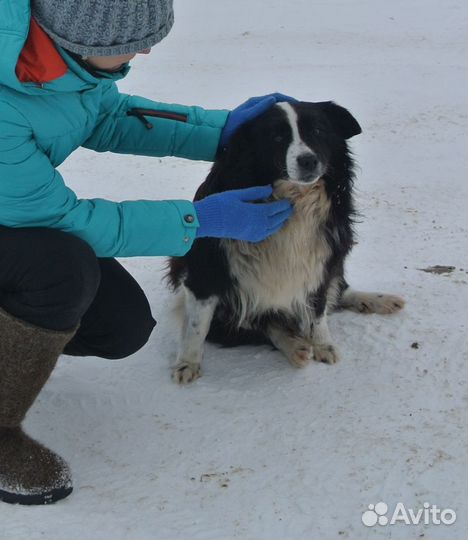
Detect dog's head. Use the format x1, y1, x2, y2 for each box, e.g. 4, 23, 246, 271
201, 101, 361, 198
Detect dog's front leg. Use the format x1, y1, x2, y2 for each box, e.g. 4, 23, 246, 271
310, 312, 340, 364
266, 324, 314, 368
172, 285, 218, 384
308, 289, 341, 365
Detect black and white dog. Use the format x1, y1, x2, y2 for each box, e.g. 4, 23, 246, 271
168, 101, 404, 384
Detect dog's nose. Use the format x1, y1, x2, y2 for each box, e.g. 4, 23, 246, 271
297, 152, 318, 172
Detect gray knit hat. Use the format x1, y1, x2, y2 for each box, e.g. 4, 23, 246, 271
31, 0, 174, 57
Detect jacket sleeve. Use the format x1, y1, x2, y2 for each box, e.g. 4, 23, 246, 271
82, 84, 230, 162
0, 102, 199, 258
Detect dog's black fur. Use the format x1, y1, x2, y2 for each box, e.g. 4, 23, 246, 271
168, 101, 361, 347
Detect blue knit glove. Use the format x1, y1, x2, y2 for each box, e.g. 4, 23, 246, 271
219, 93, 298, 148
194, 185, 293, 242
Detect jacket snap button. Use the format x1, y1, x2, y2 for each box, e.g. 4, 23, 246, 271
184, 214, 194, 223
183, 236, 190, 243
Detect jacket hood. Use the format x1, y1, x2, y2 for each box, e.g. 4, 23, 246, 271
0, 0, 130, 96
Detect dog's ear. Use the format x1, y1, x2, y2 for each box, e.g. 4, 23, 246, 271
321, 101, 362, 139
219, 122, 255, 164
194, 123, 256, 200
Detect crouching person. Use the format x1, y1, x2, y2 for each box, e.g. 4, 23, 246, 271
0, 0, 294, 504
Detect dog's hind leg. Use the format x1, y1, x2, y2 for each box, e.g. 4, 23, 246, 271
339, 288, 405, 314
172, 285, 218, 384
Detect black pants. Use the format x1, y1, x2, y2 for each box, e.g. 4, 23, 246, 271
0, 227, 156, 359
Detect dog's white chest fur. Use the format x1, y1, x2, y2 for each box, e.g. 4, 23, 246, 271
221, 180, 332, 325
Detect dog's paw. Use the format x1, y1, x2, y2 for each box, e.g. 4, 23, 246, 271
358, 293, 405, 314
288, 345, 314, 368
172, 362, 201, 384
313, 343, 341, 364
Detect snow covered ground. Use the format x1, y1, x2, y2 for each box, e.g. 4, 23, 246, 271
1, 0, 467, 539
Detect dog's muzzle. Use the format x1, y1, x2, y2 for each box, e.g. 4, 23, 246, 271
295, 152, 325, 184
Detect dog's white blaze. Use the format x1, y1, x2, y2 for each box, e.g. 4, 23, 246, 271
278, 102, 309, 181
277, 102, 321, 183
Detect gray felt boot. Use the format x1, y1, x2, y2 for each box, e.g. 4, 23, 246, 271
0, 308, 77, 505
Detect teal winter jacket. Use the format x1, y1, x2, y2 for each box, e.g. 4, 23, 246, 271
0, 0, 229, 257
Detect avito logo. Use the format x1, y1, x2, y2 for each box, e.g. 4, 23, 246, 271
362, 501, 456, 527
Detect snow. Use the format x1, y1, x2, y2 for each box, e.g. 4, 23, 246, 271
1, 0, 467, 538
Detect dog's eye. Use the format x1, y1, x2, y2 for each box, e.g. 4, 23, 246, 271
273, 135, 284, 143
302, 122, 325, 136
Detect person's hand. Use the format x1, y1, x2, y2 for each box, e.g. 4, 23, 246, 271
193, 185, 293, 243
219, 93, 297, 148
